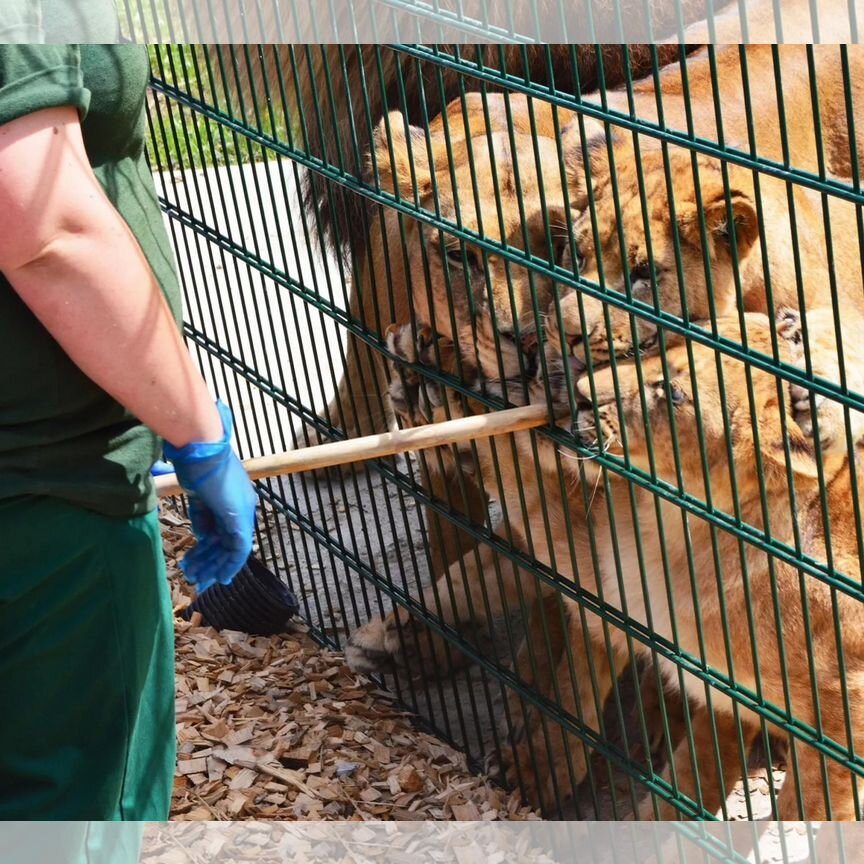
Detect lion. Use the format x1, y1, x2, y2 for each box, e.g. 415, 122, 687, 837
344, 100, 583, 680
505, 131, 864, 810
345, 40, 864, 589
220, 44, 702, 622
507, 119, 864, 809
568, 309, 864, 820
277, 41, 862, 650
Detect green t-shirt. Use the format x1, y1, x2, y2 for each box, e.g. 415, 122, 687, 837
0, 7, 182, 516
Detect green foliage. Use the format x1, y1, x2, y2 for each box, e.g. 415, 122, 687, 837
145, 45, 291, 171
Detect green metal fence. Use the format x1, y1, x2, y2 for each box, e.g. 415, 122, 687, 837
146, 43, 864, 822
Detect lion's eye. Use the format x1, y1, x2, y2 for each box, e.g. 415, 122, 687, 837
446, 247, 480, 272
629, 262, 652, 285
574, 250, 586, 273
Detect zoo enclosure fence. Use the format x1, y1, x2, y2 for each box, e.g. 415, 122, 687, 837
145, 42, 864, 824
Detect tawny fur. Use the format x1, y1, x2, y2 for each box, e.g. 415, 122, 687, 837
347, 42, 864, 815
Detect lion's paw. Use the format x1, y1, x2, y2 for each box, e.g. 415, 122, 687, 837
574, 401, 622, 452
778, 308, 864, 454
500, 699, 586, 813
385, 323, 444, 426
345, 607, 465, 678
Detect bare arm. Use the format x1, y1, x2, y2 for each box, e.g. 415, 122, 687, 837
0, 106, 221, 447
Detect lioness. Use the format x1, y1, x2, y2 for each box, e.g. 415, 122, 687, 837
377, 319, 650, 812
534, 137, 864, 810
570, 309, 864, 820
518, 121, 864, 808
353, 96, 581, 602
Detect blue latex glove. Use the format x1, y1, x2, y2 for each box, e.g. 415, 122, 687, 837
162, 401, 257, 592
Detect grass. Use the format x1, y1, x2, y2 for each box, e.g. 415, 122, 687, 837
146, 45, 292, 172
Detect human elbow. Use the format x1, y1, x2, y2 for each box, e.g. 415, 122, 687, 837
1, 206, 114, 276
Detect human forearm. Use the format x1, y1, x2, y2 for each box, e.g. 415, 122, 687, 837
0, 101, 254, 588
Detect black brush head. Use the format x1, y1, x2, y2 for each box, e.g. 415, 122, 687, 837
181, 555, 299, 636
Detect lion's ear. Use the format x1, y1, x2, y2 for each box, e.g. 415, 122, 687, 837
561, 118, 612, 210
368, 111, 433, 198
680, 186, 759, 259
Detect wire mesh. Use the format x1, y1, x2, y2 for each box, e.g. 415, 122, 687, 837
146, 43, 864, 821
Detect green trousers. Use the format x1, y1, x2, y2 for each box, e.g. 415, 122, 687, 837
0, 496, 175, 820
6, 822, 144, 864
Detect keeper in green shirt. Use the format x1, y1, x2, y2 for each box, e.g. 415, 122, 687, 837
0, 6, 257, 821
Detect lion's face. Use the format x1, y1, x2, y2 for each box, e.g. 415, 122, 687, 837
551, 146, 760, 370
372, 96, 578, 404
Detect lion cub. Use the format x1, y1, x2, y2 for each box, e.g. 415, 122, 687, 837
550, 139, 864, 455
569, 310, 864, 819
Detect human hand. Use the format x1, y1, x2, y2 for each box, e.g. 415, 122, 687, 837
162, 401, 257, 592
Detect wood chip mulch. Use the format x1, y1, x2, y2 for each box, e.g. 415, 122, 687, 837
161, 507, 540, 821
142, 821, 559, 864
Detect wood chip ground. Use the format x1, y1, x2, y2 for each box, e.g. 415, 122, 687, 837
162, 506, 778, 823
142, 820, 565, 864
161, 508, 539, 821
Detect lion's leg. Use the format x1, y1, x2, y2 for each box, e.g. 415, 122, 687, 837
312, 257, 394, 443
635, 664, 689, 766
777, 692, 864, 821
317, 326, 488, 583
638, 702, 757, 820
777, 743, 861, 821
324, 330, 392, 439
420, 451, 491, 580
345, 320, 499, 669
503, 598, 619, 813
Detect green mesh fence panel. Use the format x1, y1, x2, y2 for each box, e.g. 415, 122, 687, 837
146, 43, 864, 822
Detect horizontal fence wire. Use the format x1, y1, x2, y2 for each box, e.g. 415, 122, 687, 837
147, 42, 864, 823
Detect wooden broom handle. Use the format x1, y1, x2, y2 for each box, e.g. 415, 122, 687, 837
155, 402, 555, 498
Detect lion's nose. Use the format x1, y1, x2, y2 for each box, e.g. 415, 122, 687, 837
523, 350, 539, 379
520, 330, 539, 355
499, 326, 539, 356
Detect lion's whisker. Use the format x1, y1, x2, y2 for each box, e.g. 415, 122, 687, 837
585, 459, 605, 515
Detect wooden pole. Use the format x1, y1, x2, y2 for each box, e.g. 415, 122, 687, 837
155, 402, 554, 498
